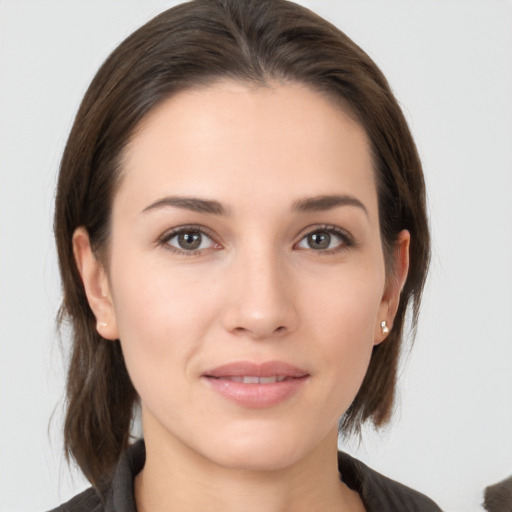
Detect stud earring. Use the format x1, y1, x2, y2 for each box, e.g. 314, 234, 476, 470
381, 321, 389, 334
98, 321, 108, 328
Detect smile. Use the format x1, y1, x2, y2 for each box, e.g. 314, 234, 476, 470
220, 375, 288, 383
202, 361, 310, 408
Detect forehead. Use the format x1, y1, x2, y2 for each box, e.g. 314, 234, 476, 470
117, 80, 377, 216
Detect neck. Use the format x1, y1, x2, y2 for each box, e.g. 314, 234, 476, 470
135, 421, 363, 512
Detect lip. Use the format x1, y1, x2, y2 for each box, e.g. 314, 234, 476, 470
202, 361, 310, 408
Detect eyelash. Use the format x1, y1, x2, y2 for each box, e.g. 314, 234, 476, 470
157, 224, 355, 256
157, 225, 220, 256
295, 224, 355, 254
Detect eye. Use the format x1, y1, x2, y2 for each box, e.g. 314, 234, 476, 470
296, 227, 351, 252
160, 227, 219, 254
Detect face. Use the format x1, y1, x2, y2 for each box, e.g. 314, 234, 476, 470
75, 81, 408, 472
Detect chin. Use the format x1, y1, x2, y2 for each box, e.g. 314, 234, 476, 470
207, 444, 301, 473
195, 423, 320, 473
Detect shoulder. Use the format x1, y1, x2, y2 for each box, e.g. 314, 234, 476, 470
46, 487, 103, 512
46, 440, 145, 512
338, 452, 443, 512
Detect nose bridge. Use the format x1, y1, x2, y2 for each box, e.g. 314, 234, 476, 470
223, 241, 298, 338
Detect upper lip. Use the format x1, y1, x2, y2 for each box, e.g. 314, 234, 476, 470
203, 361, 309, 378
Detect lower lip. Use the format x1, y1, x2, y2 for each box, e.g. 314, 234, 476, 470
203, 376, 309, 408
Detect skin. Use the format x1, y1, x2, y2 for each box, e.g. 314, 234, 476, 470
74, 81, 409, 512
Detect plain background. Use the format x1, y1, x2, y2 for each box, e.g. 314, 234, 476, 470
1, 1, 511, 511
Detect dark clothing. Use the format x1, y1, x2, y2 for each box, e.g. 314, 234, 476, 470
484, 474, 512, 512
49, 440, 442, 511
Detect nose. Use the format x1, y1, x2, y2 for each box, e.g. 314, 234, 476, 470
221, 247, 299, 340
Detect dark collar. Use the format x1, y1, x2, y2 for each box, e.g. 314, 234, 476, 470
98, 440, 441, 512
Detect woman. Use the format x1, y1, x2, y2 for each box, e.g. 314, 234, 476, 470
51, 0, 439, 510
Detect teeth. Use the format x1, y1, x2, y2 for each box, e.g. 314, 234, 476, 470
225, 376, 287, 384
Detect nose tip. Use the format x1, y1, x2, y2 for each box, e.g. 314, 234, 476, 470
231, 319, 290, 340
221, 257, 298, 340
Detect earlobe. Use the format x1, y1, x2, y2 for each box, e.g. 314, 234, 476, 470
375, 230, 410, 345
72, 227, 119, 340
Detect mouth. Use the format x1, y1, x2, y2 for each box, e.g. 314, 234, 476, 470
202, 361, 310, 408
216, 375, 290, 384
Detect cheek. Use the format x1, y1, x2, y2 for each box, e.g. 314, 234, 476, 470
301, 265, 384, 399
107, 252, 221, 396
303, 260, 385, 340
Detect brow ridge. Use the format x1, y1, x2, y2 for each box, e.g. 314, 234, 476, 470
142, 193, 367, 217
292, 194, 368, 216
142, 196, 227, 215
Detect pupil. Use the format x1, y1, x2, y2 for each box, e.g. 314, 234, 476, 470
308, 232, 330, 250
178, 232, 201, 250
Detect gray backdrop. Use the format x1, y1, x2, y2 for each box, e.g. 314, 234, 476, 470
1, 1, 511, 511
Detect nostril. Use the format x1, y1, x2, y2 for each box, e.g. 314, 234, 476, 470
230, 324, 287, 338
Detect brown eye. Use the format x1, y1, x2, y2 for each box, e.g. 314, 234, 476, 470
164, 229, 216, 252
177, 231, 202, 250
307, 231, 331, 250
296, 227, 351, 252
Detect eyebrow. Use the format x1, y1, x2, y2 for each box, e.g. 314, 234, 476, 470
141, 193, 368, 217
142, 196, 228, 216
292, 194, 368, 216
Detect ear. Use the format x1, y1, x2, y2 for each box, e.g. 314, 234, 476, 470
72, 227, 119, 340
375, 229, 410, 345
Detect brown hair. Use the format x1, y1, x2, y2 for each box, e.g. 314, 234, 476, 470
54, 0, 430, 491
